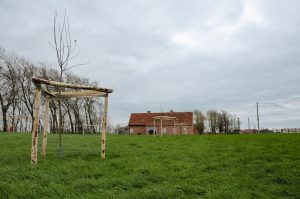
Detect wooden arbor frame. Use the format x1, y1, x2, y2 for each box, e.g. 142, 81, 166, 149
153, 116, 177, 136
30, 77, 113, 165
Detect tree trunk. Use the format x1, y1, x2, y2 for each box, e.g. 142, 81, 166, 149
67, 109, 74, 133
87, 104, 95, 133
2, 109, 8, 132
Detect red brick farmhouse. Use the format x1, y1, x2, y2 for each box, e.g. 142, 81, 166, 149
128, 111, 194, 135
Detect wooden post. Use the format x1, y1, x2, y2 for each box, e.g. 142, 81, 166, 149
160, 117, 163, 136
173, 119, 175, 136
42, 96, 49, 157
31, 85, 42, 165
153, 119, 156, 136
101, 95, 108, 159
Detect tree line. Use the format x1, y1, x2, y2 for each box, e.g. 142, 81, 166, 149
194, 109, 240, 134
0, 46, 103, 133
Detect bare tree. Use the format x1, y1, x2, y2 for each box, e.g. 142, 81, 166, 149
0, 48, 19, 132
206, 110, 218, 134
216, 111, 239, 134
16, 58, 36, 123
51, 10, 84, 154
194, 109, 205, 134
217, 112, 224, 133
0, 46, 99, 134
52, 10, 81, 81
229, 115, 240, 133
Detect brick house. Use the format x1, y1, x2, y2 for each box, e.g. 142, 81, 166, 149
128, 111, 194, 135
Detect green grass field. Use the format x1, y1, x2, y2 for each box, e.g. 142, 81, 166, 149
0, 133, 299, 198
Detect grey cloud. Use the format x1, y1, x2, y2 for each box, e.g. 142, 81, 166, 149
1, 0, 300, 128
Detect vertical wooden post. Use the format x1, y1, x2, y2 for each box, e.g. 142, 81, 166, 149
42, 96, 49, 157
153, 119, 156, 136
160, 117, 163, 136
173, 119, 175, 136
31, 85, 42, 165
101, 95, 108, 159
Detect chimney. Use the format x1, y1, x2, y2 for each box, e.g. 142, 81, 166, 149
147, 111, 151, 113
170, 110, 174, 112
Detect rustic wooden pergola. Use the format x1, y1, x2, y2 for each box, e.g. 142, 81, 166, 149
30, 77, 113, 165
153, 116, 177, 136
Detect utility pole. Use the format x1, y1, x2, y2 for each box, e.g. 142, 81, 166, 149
256, 102, 260, 133
248, 118, 250, 129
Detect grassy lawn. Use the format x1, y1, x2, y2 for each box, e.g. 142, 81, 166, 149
0, 133, 299, 198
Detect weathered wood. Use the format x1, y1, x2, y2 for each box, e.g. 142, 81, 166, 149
30, 77, 113, 164
173, 120, 176, 136
160, 118, 163, 136
31, 85, 42, 165
153, 116, 177, 120
41, 96, 49, 157
101, 95, 108, 159
53, 90, 106, 98
153, 119, 156, 136
32, 77, 113, 93
152, 116, 177, 136
41, 87, 57, 98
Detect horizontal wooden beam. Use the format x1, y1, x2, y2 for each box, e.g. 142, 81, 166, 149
153, 116, 177, 120
32, 77, 113, 93
174, 123, 191, 126
53, 91, 107, 98
41, 87, 57, 98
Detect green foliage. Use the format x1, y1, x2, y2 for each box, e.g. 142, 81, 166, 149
0, 133, 299, 198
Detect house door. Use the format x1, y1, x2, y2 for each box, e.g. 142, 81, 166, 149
147, 127, 156, 135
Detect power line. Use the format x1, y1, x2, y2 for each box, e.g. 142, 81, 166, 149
245, 105, 256, 115
259, 96, 300, 106
253, 96, 300, 129
245, 97, 299, 129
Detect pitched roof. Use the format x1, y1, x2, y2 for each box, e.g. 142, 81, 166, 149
128, 112, 193, 126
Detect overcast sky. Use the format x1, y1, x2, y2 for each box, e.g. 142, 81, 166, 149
1, 0, 300, 128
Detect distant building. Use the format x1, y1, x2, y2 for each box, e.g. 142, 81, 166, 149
281, 128, 300, 133
128, 110, 194, 135
240, 129, 258, 134
115, 126, 129, 134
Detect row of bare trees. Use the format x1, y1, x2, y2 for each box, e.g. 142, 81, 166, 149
194, 109, 240, 134
0, 46, 102, 133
